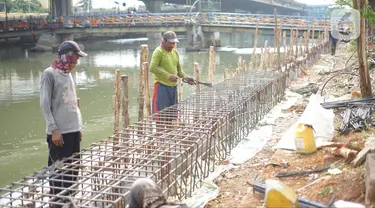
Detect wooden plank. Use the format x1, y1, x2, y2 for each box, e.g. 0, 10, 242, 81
352, 139, 375, 167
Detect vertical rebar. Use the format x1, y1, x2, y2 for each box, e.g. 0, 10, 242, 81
194, 63, 201, 93
122, 75, 129, 130
289, 29, 294, 58
143, 62, 151, 118
178, 78, 183, 102
138, 44, 149, 122
295, 28, 299, 58
208, 46, 215, 83
274, 9, 281, 71
114, 69, 121, 136
252, 22, 259, 69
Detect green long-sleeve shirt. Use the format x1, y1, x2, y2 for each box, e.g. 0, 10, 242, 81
150, 46, 186, 87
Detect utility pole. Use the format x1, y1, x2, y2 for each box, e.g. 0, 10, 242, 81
114, 1, 119, 13
353, 0, 372, 97
4, 0, 7, 30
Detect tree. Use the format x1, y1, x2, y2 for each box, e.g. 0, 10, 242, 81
369, 0, 375, 9
0, 0, 12, 13
336, 0, 375, 24
335, 0, 374, 97
0, 0, 47, 13
354, 0, 372, 97
335, 0, 353, 6
76, 0, 93, 12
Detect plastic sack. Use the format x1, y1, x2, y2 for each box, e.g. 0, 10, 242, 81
298, 94, 335, 142
333, 200, 365, 208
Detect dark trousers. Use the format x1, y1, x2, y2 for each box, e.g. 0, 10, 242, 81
152, 82, 178, 121
331, 38, 338, 55
47, 131, 80, 196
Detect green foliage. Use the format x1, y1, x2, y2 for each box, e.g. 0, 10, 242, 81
0, 0, 47, 13
363, 7, 375, 24
334, 0, 375, 25
76, 0, 93, 12
335, 0, 353, 7
347, 39, 357, 51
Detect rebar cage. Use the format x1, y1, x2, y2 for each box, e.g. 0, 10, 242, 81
0, 70, 286, 208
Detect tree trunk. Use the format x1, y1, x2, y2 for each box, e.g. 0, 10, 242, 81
369, 0, 375, 10
354, 0, 373, 97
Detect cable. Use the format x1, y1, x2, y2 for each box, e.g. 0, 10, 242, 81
344, 50, 357, 68
320, 72, 359, 98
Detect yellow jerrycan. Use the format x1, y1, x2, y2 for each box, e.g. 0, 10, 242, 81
294, 123, 317, 154
265, 179, 298, 208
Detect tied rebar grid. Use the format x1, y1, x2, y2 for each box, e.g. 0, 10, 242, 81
0, 70, 286, 208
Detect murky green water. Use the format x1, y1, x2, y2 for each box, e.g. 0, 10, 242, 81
0, 32, 273, 188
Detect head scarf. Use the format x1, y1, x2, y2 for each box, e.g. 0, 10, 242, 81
51, 52, 78, 74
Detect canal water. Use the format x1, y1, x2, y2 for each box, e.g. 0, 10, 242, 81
0, 32, 274, 188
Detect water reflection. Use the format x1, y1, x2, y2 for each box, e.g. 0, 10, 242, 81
0, 70, 42, 103
92, 50, 139, 68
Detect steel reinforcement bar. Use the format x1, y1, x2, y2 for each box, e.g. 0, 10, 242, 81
0, 70, 286, 208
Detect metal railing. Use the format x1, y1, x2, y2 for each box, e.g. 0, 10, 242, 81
200, 12, 330, 30
0, 12, 330, 33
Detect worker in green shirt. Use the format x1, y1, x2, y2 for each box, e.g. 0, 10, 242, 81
150, 31, 195, 122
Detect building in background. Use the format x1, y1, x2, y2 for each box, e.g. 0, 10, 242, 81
305, 4, 332, 20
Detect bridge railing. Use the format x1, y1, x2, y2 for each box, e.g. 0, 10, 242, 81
61, 12, 193, 28
0, 12, 330, 32
202, 12, 331, 30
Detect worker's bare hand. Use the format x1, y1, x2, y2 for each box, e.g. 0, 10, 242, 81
183, 77, 195, 85
80, 131, 83, 142
168, 75, 178, 83
52, 130, 64, 147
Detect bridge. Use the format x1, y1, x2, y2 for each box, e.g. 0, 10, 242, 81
148, 0, 306, 14
0, 0, 327, 50
54, 0, 306, 15
0, 12, 330, 50
0, 12, 329, 36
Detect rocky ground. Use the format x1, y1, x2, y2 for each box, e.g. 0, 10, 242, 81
206, 43, 373, 208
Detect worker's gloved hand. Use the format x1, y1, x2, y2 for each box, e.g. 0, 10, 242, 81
183, 76, 195, 85
169, 75, 178, 83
